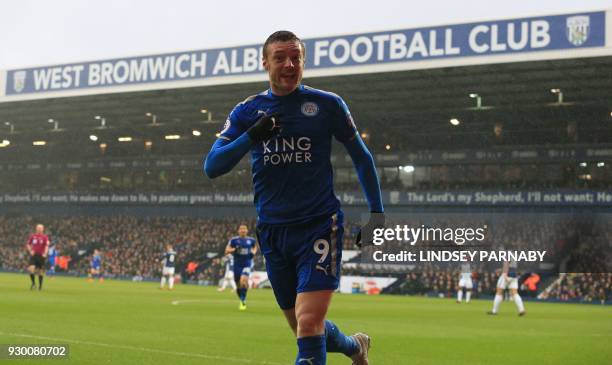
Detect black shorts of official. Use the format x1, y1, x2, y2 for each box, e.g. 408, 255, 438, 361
29, 254, 46, 269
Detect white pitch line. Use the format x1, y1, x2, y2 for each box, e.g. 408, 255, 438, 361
0, 332, 284, 365
170, 299, 207, 305
170, 298, 239, 305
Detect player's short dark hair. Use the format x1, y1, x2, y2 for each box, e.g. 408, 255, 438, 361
263, 30, 305, 58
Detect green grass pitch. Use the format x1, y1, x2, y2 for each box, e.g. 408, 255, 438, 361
1, 273, 610, 365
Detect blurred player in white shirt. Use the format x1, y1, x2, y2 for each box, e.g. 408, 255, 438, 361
160, 244, 176, 290
488, 260, 526, 316
218, 254, 237, 292
457, 262, 473, 303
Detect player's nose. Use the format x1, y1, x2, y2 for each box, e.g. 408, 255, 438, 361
283, 57, 295, 68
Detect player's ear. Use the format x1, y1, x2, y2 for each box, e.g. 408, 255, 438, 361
262, 56, 269, 71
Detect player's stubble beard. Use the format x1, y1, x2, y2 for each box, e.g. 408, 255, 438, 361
271, 70, 301, 95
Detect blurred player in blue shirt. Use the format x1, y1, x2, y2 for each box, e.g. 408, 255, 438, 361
160, 244, 177, 290
47, 243, 58, 277
205, 31, 383, 365
88, 248, 103, 283
224, 224, 257, 310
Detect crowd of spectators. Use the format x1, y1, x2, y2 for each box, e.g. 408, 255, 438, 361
392, 271, 500, 297
0, 215, 359, 282
0, 215, 259, 280
0, 214, 609, 303
540, 273, 611, 304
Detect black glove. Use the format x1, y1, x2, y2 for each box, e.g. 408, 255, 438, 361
247, 112, 281, 143
355, 211, 385, 248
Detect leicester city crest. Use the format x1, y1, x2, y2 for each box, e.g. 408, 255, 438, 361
566, 15, 590, 46
301, 102, 319, 117
13, 71, 26, 93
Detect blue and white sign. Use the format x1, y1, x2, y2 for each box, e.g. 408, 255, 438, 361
4, 11, 606, 96
0, 190, 610, 207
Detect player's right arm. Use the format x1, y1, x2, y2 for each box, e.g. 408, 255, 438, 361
204, 103, 251, 178
224, 240, 236, 255
25, 235, 33, 255
204, 136, 252, 178
203, 103, 281, 179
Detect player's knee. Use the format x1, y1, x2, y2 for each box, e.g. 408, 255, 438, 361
240, 277, 249, 288
296, 312, 325, 335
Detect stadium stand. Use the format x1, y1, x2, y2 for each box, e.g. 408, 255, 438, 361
1, 31, 610, 308
1, 215, 609, 303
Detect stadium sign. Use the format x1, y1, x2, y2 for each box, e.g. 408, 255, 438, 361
0, 190, 610, 206
1, 11, 607, 100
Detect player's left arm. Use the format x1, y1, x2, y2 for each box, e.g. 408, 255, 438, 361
332, 97, 384, 212
342, 136, 384, 213
42, 238, 49, 257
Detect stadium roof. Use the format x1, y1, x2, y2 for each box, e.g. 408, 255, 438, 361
0, 56, 610, 158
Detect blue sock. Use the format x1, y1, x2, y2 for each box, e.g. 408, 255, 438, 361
238, 288, 246, 302
296, 335, 325, 365
241, 288, 248, 301
325, 320, 359, 356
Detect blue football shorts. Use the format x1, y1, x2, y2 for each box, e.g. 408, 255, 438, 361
257, 210, 344, 310
233, 261, 253, 278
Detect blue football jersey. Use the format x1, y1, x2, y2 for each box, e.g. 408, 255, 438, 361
162, 250, 177, 268
229, 236, 256, 265
91, 254, 101, 268
219, 85, 358, 225
48, 246, 57, 259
